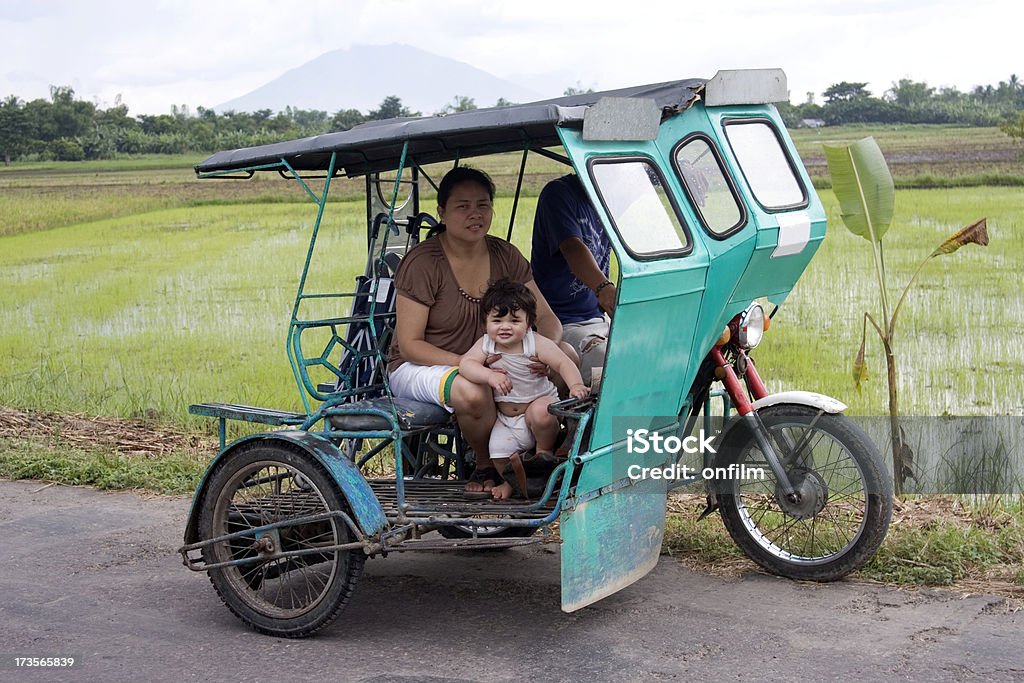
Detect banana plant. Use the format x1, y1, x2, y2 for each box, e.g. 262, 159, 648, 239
824, 137, 989, 495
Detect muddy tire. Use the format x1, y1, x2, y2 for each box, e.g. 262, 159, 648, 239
198, 442, 365, 638
714, 405, 892, 581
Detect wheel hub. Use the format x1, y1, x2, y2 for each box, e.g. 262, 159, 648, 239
775, 467, 828, 519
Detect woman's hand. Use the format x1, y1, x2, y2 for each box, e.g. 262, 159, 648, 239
526, 355, 550, 377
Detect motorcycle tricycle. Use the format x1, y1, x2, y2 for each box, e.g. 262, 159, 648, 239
179, 69, 893, 637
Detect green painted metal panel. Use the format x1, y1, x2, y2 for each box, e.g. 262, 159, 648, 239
651, 109, 762, 403
556, 128, 711, 457
555, 100, 828, 612
560, 472, 668, 612
588, 268, 705, 450
704, 106, 828, 313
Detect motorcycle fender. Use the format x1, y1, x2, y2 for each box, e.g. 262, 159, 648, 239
748, 390, 847, 414
183, 431, 388, 545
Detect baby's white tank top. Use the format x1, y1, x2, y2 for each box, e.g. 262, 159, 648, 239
482, 330, 559, 404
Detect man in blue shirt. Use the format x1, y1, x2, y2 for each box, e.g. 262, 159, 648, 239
531, 174, 616, 386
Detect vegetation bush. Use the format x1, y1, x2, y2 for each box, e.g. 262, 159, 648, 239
2, 76, 1022, 164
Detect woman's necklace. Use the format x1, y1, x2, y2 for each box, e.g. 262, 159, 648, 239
440, 234, 488, 303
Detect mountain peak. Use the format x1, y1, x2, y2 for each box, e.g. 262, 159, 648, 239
215, 44, 543, 114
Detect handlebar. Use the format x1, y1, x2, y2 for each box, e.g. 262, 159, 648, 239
547, 395, 596, 419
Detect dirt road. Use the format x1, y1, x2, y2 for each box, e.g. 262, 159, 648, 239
1, 479, 1021, 682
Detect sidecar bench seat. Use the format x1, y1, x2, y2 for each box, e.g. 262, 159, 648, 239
189, 401, 308, 449
327, 396, 451, 431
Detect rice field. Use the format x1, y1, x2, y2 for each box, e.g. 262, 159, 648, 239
1, 180, 1020, 431
760, 186, 1023, 417
1, 123, 1021, 431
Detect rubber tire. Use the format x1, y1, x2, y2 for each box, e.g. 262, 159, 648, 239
198, 442, 365, 638
714, 404, 892, 581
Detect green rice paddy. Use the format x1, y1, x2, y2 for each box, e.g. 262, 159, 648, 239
1, 125, 1021, 430
1, 186, 1019, 428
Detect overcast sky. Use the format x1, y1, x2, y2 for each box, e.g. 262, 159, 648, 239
1, 0, 1017, 115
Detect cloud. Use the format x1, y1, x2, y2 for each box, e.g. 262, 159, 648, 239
0, 0, 1017, 114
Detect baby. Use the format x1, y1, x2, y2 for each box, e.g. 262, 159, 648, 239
460, 278, 589, 500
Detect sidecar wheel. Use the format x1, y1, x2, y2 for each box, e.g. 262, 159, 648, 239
714, 405, 892, 581
198, 442, 365, 638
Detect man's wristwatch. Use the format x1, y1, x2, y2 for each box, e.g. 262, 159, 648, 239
595, 280, 614, 294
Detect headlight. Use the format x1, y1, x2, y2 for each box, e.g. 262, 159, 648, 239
738, 302, 765, 349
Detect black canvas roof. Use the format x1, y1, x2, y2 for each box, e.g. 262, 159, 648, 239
195, 78, 705, 177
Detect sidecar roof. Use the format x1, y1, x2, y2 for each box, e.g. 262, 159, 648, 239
194, 79, 705, 177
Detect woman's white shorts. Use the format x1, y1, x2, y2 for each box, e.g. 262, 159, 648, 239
388, 362, 459, 412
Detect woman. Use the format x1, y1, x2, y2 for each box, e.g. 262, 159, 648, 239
388, 166, 563, 495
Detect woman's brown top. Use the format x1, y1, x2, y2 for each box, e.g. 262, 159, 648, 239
387, 235, 532, 373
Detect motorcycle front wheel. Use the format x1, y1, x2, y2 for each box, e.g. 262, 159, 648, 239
714, 404, 892, 581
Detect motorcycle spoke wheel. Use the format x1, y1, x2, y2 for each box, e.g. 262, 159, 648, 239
199, 443, 364, 637
717, 405, 891, 580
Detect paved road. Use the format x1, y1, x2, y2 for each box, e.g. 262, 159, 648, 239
1, 479, 1022, 682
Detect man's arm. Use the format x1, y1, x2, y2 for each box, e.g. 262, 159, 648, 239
559, 237, 616, 315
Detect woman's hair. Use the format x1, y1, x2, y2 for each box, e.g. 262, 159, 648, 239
437, 166, 495, 207
480, 278, 537, 325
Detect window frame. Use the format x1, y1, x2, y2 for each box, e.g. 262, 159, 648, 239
721, 117, 809, 213
586, 155, 694, 261
671, 133, 747, 240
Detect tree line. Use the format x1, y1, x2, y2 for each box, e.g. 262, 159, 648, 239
1, 76, 1021, 164
777, 77, 1023, 128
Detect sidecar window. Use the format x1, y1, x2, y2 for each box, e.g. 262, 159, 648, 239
589, 158, 691, 259
723, 119, 807, 211
673, 135, 745, 237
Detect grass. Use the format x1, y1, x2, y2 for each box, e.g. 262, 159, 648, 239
757, 187, 1023, 418
1, 201, 360, 421
663, 494, 1024, 595
1, 186, 1020, 426
0, 437, 208, 495
791, 124, 1023, 186
0, 153, 565, 238
0, 168, 329, 237
0, 154, 203, 174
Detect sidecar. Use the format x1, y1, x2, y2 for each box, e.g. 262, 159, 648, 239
179, 69, 892, 637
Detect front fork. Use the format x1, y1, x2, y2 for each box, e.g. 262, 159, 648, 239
710, 346, 799, 500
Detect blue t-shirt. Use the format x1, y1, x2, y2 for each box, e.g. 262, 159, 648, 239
530, 174, 611, 324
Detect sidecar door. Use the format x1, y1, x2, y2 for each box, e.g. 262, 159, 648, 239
554, 102, 715, 612
554, 75, 801, 611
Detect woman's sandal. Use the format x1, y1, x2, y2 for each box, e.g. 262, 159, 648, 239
463, 466, 501, 499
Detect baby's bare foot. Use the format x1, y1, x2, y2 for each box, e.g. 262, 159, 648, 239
491, 482, 514, 500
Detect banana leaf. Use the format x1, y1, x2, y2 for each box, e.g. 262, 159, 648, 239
824, 137, 894, 243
